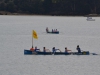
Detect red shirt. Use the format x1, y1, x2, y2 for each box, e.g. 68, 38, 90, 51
30, 48, 34, 51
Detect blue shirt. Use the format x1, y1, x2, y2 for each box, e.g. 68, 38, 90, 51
34, 49, 40, 52
77, 48, 81, 53
52, 49, 59, 53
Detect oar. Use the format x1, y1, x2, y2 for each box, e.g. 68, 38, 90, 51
48, 49, 51, 52
90, 53, 98, 55
59, 49, 62, 52
81, 50, 84, 51
81, 50, 98, 55
45, 49, 53, 54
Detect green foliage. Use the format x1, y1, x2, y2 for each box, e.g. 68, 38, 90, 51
0, 0, 100, 15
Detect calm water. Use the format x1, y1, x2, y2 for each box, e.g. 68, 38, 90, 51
0, 15, 100, 75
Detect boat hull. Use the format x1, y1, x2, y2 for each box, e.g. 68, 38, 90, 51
47, 31, 59, 34
86, 17, 95, 21
87, 19, 95, 21
36, 52, 52, 55
24, 50, 33, 54
54, 51, 89, 55
24, 50, 90, 55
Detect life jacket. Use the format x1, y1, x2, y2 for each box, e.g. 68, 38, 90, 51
30, 48, 34, 51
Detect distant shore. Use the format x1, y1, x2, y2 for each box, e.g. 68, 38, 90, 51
0, 11, 100, 17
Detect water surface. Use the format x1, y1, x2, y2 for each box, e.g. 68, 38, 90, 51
0, 15, 100, 75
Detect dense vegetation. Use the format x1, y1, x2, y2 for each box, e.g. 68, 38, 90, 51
0, 0, 100, 15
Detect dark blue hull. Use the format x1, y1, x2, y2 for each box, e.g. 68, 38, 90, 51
37, 52, 52, 55
24, 50, 90, 55
47, 31, 59, 34
53, 51, 89, 55
24, 50, 33, 54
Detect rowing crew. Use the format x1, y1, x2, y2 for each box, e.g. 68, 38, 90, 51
30, 45, 81, 54
46, 27, 58, 32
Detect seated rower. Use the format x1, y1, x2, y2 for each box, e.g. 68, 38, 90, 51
52, 47, 59, 53
43, 47, 50, 52
54, 29, 56, 32
65, 47, 71, 54
56, 29, 57, 32
52, 29, 53, 32
76, 45, 81, 53
46, 27, 49, 32
30, 46, 34, 51
34, 46, 40, 52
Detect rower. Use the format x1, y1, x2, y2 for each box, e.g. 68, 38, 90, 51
76, 45, 81, 53
34, 46, 40, 52
30, 46, 34, 51
52, 47, 59, 53
65, 47, 71, 54
56, 29, 57, 32
43, 47, 46, 52
43, 47, 50, 52
46, 27, 49, 32
52, 29, 53, 32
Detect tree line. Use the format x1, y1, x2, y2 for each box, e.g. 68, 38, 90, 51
0, 0, 100, 15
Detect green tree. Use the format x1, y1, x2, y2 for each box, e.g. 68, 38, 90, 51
6, 2, 16, 12
0, 3, 5, 11
43, 0, 52, 14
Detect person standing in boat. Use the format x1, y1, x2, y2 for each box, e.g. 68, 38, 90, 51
52, 47, 59, 53
76, 45, 81, 53
46, 27, 49, 32
65, 47, 72, 54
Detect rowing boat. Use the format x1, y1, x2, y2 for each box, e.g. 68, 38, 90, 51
46, 27, 59, 34
86, 17, 95, 21
47, 31, 59, 34
24, 50, 90, 55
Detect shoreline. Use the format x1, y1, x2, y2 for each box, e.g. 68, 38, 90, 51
0, 11, 100, 17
